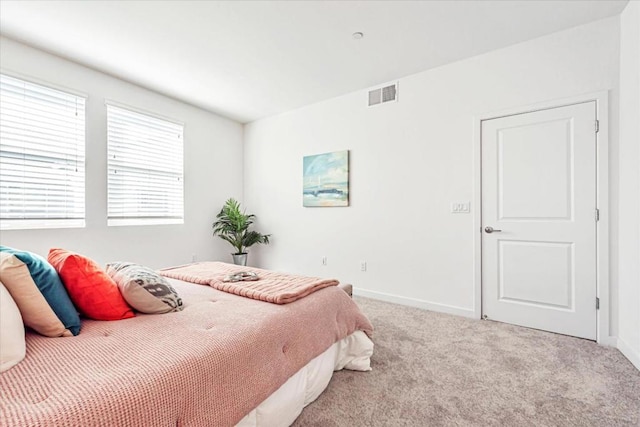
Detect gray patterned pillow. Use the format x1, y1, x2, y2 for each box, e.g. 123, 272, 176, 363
105, 262, 183, 314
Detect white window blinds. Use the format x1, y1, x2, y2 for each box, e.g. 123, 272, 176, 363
107, 103, 184, 226
0, 73, 86, 230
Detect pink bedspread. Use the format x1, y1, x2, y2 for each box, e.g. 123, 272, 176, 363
160, 262, 339, 304
0, 278, 373, 427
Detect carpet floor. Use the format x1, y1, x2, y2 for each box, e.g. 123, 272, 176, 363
293, 296, 640, 427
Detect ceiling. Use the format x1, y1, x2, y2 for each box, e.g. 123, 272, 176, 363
0, 1, 628, 123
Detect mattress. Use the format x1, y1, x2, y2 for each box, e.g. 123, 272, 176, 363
238, 330, 373, 427
0, 276, 373, 426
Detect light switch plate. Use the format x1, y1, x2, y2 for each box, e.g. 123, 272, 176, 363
451, 201, 470, 213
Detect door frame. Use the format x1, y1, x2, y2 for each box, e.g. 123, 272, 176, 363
472, 91, 612, 345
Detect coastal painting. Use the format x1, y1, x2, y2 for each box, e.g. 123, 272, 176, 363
303, 150, 349, 207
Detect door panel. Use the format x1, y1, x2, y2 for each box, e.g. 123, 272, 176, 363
499, 240, 573, 309
498, 119, 572, 220
482, 102, 597, 340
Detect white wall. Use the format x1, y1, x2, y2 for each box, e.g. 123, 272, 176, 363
0, 37, 244, 268
617, 1, 640, 370
244, 18, 620, 321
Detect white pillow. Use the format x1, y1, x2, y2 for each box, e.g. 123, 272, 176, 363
105, 262, 183, 314
0, 280, 26, 372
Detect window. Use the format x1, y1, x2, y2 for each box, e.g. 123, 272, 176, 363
107, 103, 184, 226
0, 73, 86, 230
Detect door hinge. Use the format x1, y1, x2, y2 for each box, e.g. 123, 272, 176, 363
595, 120, 600, 133
595, 208, 600, 221
596, 297, 600, 310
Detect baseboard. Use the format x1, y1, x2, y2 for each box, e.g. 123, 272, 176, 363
353, 287, 476, 319
617, 337, 640, 371
598, 336, 618, 347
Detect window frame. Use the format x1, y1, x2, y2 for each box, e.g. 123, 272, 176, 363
105, 100, 185, 227
0, 71, 87, 231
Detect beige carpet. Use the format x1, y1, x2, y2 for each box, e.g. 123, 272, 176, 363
293, 296, 640, 426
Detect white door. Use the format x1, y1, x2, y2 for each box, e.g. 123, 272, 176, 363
481, 102, 597, 340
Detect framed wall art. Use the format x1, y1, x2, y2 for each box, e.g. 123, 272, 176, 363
303, 150, 349, 207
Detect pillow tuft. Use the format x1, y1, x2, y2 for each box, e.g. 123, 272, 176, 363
106, 262, 184, 314
0, 281, 26, 372
48, 248, 135, 321
0, 247, 80, 336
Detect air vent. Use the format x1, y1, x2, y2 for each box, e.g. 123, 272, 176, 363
382, 84, 396, 102
368, 89, 382, 106
367, 82, 398, 107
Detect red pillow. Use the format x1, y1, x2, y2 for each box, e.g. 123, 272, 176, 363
48, 248, 134, 321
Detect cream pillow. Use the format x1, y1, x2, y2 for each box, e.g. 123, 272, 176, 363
0, 281, 26, 372
0, 252, 73, 337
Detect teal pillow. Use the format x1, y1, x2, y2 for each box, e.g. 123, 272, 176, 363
0, 246, 81, 336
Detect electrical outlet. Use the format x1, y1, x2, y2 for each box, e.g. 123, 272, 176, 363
360, 261, 367, 272
322, 256, 327, 266
191, 253, 197, 262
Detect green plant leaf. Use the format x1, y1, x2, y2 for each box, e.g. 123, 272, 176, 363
212, 198, 270, 254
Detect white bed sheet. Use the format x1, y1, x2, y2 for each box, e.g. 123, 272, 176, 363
237, 330, 374, 427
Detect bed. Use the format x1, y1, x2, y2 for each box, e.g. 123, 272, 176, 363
0, 263, 374, 427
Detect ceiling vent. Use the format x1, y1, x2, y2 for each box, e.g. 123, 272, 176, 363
368, 82, 398, 107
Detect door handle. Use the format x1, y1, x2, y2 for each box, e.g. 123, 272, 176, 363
484, 226, 502, 233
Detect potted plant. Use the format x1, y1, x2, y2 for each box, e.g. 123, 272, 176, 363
212, 198, 270, 266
